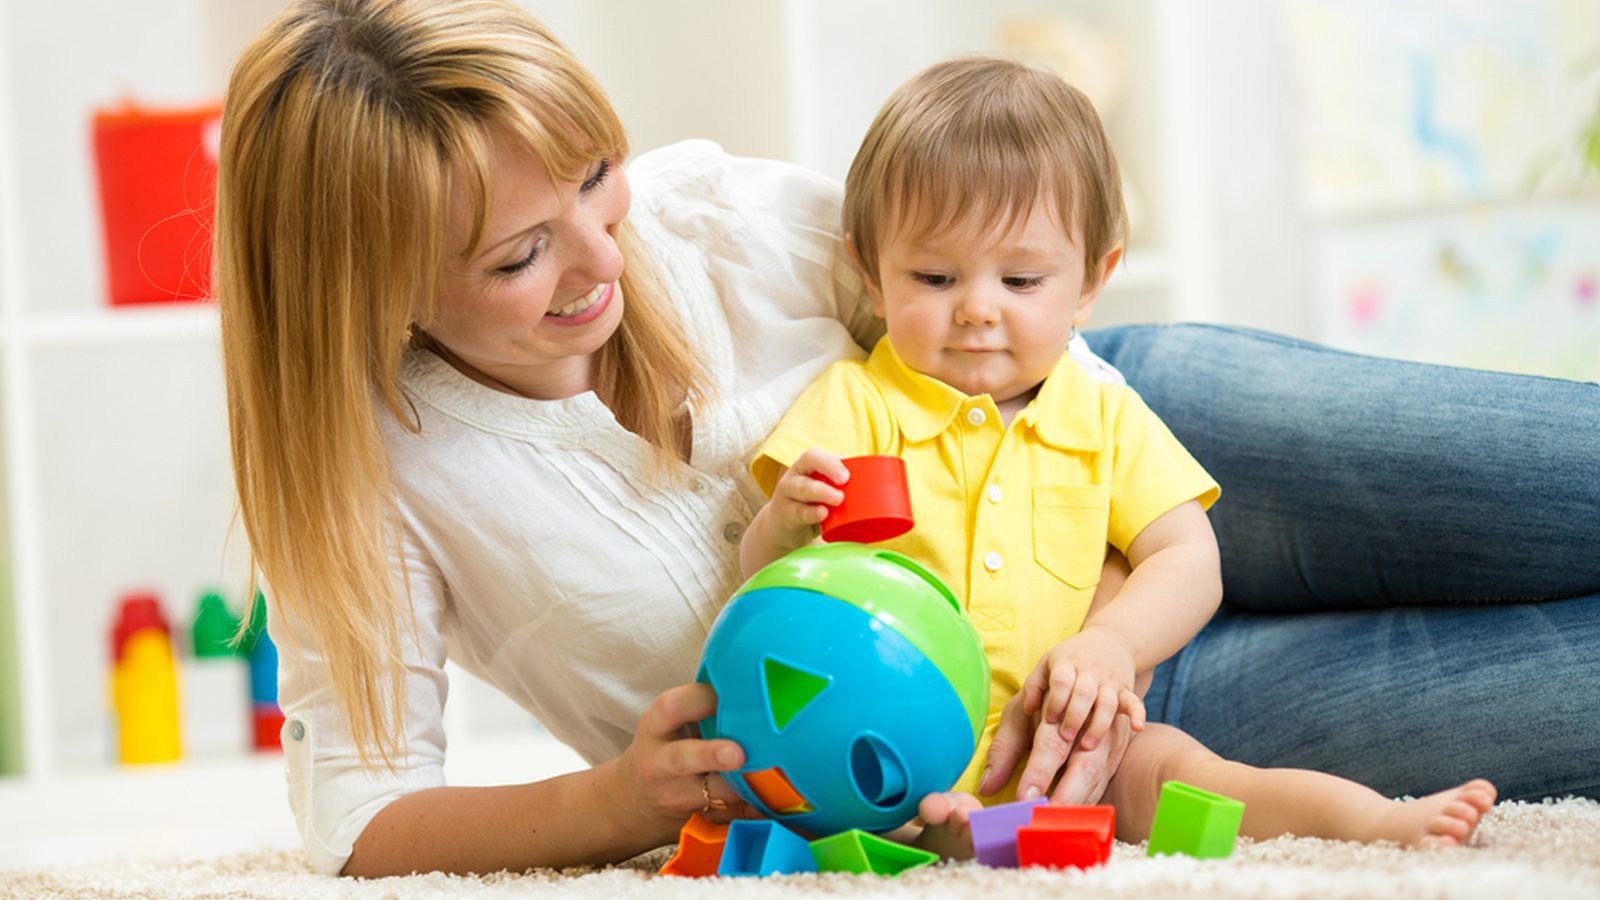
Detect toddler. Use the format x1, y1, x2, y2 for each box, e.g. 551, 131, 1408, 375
741, 57, 1495, 853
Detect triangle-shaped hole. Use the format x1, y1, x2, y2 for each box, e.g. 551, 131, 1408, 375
764, 657, 830, 732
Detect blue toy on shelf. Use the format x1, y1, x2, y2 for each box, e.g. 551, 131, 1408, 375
698, 543, 990, 836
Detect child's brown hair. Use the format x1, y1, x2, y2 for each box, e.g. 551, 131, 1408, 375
844, 56, 1127, 287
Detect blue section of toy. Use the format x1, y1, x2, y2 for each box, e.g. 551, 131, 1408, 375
700, 585, 978, 836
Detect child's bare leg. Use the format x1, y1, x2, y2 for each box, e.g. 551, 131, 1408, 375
1106, 724, 1497, 848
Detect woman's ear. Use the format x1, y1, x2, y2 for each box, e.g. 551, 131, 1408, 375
845, 233, 887, 317
1073, 244, 1123, 328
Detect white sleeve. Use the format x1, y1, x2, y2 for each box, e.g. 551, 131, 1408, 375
272, 522, 450, 875
628, 139, 883, 353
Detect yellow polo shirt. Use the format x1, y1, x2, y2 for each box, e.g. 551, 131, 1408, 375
751, 337, 1219, 801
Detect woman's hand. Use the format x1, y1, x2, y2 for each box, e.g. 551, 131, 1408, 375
980, 687, 1137, 805
609, 682, 754, 848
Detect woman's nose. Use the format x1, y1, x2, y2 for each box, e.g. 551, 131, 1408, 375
562, 216, 625, 289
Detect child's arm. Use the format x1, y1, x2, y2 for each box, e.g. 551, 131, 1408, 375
1021, 500, 1221, 750
739, 449, 852, 577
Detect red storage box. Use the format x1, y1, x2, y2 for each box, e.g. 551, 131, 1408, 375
92, 101, 222, 305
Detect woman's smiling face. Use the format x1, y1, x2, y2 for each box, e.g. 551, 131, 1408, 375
430, 125, 631, 400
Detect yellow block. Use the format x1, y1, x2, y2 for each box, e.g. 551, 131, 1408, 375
113, 630, 182, 764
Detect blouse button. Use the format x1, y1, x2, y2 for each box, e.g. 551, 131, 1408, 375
286, 719, 306, 742
986, 484, 1003, 504
983, 551, 1003, 572
691, 478, 708, 493
722, 521, 745, 543
966, 407, 988, 427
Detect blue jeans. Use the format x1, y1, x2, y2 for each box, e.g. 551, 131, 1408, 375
1085, 324, 1600, 801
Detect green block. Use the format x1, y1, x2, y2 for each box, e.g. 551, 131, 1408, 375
809, 829, 938, 875
1146, 780, 1245, 859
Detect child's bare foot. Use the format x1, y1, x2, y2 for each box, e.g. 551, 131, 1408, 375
909, 791, 983, 859
1374, 779, 1497, 848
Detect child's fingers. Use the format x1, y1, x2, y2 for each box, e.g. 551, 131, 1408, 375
793, 449, 850, 485
1041, 664, 1081, 724
1119, 690, 1146, 730
1019, 659, 1051, 717
1055, 675, 1100, 739
781, 474, 845, 508
1074, 684, 1121, 750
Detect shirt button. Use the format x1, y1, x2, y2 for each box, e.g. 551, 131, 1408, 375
966, 407, 987, 427
286, 719, 306, 742
691, 478, 708, 493
722, 521, 745, 543
984, 551, 1003, 572
986, 484, 1003, 504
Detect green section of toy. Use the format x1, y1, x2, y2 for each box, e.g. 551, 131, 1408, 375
191, 590, 242, 657
808, 829, 938, 875
736, 543, 989, 740
1146, 780, 1245, 859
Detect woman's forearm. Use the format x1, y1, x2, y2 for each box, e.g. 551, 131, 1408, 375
342, 760, 658, 877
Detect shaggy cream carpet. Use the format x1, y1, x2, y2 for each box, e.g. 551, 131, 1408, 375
6, 798, 1599, 899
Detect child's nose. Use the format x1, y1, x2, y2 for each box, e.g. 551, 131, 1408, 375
954, 287, 1001, 326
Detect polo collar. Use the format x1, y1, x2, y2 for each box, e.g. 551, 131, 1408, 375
864, 338, 1105, 450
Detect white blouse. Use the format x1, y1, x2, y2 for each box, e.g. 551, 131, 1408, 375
273, 140, 881, 874
270, 139, 1123, 874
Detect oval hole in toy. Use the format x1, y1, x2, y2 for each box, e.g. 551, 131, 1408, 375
849, 733, 910, 809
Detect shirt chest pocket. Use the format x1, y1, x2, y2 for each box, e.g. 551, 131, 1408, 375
1032, 485, 1111, 590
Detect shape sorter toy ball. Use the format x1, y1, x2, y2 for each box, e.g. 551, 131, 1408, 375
698, 543, 990, 837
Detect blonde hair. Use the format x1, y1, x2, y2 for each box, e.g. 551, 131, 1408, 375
216, 0, 705, 767
844, 56, 1127, 287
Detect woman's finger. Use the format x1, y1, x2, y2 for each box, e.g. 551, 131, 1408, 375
980, 696, 1036, 795
638, 682, 719, 742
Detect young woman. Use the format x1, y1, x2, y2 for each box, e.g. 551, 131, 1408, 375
215, 0, 1600, 877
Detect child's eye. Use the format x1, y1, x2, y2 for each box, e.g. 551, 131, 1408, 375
912, 272, 952, 287
1003, 276, 1047, 289
495, 235, 549, 277
580, 158, 612, 193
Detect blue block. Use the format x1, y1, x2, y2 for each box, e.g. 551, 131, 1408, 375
718, 820, 819, 876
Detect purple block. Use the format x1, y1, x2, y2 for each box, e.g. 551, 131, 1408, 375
970, 798, 1047, 868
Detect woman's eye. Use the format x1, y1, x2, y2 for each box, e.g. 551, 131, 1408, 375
912, 272, 952, 287
580, 158, 612, 193
495, 236, 548, 276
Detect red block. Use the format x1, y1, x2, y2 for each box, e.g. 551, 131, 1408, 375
252, 705, 285, 752
92, 101, 221, 305
1016, 804, 1115, 869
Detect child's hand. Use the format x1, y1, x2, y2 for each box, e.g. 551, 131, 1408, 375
766, 449, 850, 549
1021, 626, 1145, 752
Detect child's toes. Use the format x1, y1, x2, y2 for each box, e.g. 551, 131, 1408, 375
1428, 809, 1473, 842
1460, 780, 1497, 811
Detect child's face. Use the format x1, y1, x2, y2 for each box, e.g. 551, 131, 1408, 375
866, 198, 1118, 404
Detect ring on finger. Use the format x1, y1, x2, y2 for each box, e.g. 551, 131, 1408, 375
700, 773, 729, 812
